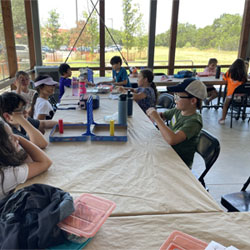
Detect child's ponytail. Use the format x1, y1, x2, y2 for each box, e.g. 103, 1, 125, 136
140, 68, 158, 105
150, 81, 158, 106
29, 92, 39, 118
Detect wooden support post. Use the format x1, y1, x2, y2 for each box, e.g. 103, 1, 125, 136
1, 0, 17, 78
99, 0, 105, 76
24, 0, 36, 69
238, 0, 250, 59
147, 0, 157, 70
168, 0, 179, 75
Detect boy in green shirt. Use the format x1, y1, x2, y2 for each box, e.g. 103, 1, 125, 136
147, 78, 207, 168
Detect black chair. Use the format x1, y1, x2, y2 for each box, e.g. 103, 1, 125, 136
221, 176, 250, 212
229, 83, 250, 128
195, 129, 220, 190
156, 93, 175, 110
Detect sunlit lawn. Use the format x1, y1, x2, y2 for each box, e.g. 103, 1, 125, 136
44, 46, 238, 76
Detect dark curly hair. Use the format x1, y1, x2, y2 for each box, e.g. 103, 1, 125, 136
0, 92, 27, 119
0, 120, 27, 194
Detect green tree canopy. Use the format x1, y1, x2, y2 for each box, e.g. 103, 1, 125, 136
122, 0, 143, 57
155, 13, 242, 51
82, 11, 99, 53
41, 9, 63, 51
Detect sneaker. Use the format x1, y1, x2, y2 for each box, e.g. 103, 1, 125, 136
204, 98, 209, 106
219, 119, 225, 125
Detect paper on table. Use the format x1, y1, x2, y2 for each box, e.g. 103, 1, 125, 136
205, 241, 239, 250
205, 241, 226, 250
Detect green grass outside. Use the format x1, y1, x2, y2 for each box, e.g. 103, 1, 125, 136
44, 46, 239, 77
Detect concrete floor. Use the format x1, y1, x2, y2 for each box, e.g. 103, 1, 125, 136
192, 103, 250, 210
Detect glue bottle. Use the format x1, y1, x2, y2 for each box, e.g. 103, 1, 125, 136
118, 94, 127, 125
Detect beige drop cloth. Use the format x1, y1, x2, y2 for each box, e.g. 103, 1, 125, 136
84, 212, 250, 250
19, 89, 222, 215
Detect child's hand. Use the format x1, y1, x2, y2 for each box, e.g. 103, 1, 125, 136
159, 112, 165, 120
118, 86, 126, 93
14, 77, 22, 92
11, 112, 27, 124
146, 108, 159, 121
88, 82, 96, 87
9, 133, 20, 149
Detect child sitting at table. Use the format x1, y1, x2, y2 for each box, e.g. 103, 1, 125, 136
0, 92, 57, 147
119, 68, 157, 113
219, 58, 247, 124
59, 63, 72, 100
202, 58, 219, 105
13, 71, 37, 111
101, 56, 130, 87
32, 75, 58, 120
0, 119, 52, 199
146, 78, 207, 169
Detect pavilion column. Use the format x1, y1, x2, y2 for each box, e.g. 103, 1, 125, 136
24, 0, 36, 69
168, 0, 179, 75
1, 0, 17, 78
147, 0, 157, 70
99, 0, 105, 76
238, 0, 250, 60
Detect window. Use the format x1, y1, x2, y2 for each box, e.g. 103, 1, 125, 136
0, 2, 9, 80
105, 0, 149, 76
38, 0, 100, 77
177, 0, 245, 72
155, 0, 172, 74
11, 0, 30, 70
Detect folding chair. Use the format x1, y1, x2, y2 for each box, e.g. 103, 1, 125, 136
229, 83, 250, 128
195, 129, 220, 190
156, 93, 175, 111
221, 176, 250, 212
154, 93, 175, 127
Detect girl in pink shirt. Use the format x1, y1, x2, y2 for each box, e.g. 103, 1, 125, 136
203, 58, 218, 105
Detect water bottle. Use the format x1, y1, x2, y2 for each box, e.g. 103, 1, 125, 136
72, 77, 79, 96
79, 74, 86, 96
118, 94, 127, 125
87, 67, 94, 84
215, 66, 221, 79
127, 90, 133, 117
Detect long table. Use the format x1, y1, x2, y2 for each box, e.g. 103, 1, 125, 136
19, 88, 222, 216
93, 76, 226, 87
129, 75, 226, 87
17, 88, 250, 249
84, 212, 250, 250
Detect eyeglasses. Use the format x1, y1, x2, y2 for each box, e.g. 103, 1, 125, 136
174, 94, 194, 101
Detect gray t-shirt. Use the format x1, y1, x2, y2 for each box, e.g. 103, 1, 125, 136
136, 87, 156, 113
0, 164, 29, 200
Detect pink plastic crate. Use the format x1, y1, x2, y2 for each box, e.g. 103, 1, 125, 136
58, 194, 116, 238
160, 230, 208, 250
